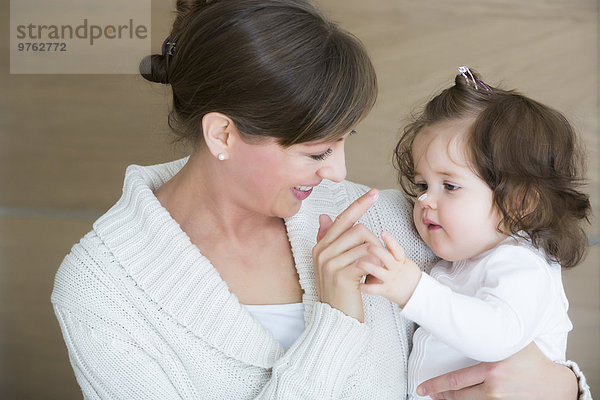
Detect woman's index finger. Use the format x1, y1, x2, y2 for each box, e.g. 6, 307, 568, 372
416, 362, 486, 396
321, 189, 379, 244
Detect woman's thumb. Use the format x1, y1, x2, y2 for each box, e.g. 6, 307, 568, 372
317, 214, 333, 242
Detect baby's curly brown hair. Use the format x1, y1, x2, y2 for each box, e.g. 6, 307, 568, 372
394, 69, 591, 268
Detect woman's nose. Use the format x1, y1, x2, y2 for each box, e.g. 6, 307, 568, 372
317, 147, 347, 182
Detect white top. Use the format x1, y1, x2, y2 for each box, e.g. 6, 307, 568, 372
51, 157, 438, 399
244, 303, 305, 351
403, 236, 573, 399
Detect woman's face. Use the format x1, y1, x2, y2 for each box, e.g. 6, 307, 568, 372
227, 131, 353, 219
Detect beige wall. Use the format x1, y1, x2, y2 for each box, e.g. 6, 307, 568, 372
1, 0, 598, 398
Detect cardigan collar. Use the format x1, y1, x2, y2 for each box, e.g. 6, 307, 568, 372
93, 158, 350, 368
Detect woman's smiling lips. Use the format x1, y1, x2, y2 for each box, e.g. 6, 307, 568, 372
290, 185, 314, 200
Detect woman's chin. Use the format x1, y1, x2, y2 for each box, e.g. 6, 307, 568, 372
279, 204, 303, 219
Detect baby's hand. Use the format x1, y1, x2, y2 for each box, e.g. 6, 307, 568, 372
357, 231, 422, 308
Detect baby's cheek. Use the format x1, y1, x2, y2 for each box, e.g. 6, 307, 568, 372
412, 206, 420, 226
412, 207, 427, 238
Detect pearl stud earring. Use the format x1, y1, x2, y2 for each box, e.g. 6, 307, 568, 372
217, 153, 226, 161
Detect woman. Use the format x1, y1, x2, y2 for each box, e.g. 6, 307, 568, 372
52, 0, 590, 398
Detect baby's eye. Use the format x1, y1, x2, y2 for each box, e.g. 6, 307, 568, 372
444, 183, 460, 191
414, 182, 428, 192
310, 148, 333, 161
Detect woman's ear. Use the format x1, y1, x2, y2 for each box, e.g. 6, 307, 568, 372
202, 112, 236, 161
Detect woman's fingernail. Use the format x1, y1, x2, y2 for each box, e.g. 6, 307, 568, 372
368, 189, 379, 201
416, 386, 426, 396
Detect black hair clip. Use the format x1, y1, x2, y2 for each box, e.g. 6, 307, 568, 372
162, 37, 177, 57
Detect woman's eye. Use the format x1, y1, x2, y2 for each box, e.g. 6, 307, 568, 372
310, 148, 333, 161
444, 183, 460, 191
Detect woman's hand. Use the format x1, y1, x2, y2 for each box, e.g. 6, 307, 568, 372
417, 342, 578, 399
312, 189, 381, 322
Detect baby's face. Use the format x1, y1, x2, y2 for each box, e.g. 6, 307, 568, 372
411, 119, 507, 262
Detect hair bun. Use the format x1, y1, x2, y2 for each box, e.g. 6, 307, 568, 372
176, 0, 214, 16
139, 54, 169, 84
176, 0, 200, 14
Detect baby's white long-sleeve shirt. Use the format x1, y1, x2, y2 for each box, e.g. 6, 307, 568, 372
403, 237, 573, 399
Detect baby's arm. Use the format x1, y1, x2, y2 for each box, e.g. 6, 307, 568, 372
358, 232, 565, 362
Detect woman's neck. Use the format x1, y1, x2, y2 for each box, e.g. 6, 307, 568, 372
154, 152, 301, 305
154, 151, 283, 244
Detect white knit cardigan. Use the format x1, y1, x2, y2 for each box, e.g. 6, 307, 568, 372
51, 158, 591, 399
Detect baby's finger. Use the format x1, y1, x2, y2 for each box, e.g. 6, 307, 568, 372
366, 245, 398, 269
381, 231, 406, 263
356, 260, 389, 281
361, 253, 383, 267
358, 281, 386, 296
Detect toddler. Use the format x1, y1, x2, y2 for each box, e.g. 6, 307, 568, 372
357, 67, 591, 399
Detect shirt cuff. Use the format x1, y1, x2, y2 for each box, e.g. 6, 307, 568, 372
555, 359, 592, 400
282, 302, 372, 388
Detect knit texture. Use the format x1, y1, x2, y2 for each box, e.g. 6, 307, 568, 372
52, 158, 435, 399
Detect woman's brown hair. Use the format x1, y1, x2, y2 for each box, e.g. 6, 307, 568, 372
139, 0, 377, 147
394, 69, 591, 268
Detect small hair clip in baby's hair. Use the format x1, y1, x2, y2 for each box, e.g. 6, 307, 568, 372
417, 193, 428, 202
476, 78, 491, 91
458, 66, 478, 90
458, 66, 491, 92
162, 37, 177, 57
